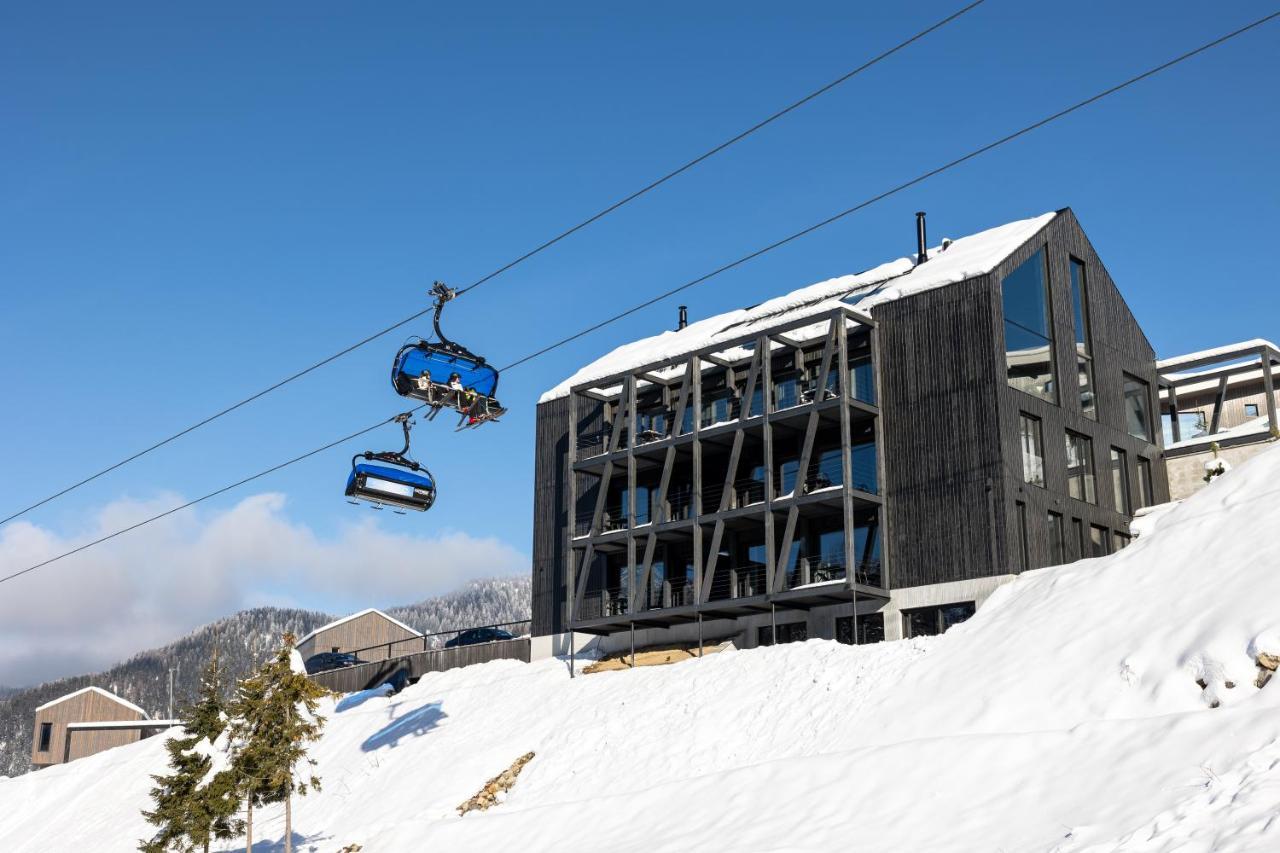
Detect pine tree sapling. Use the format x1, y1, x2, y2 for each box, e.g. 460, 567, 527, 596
140, 650, 242, 853
228, 633, 330, 853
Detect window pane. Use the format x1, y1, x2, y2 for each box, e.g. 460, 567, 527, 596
1089, 524, 1110, 558
904, 609, 939, 638
1110, 448, 1131, 515
1003, 248, 1051, 337
1002, 248, 1056, 402
1245, 403, 1260, 418
851, 441, 877, 494
1048, 512, 1065, 565
1016, 501, 1029, 570
1005, 323, 1056, 402
1065, 431, 1096, 504
1070, 259, 1091, 347
1019, 414, 1045, 486
939, 602, 976, 630
39, 722, 52, 752
1123, 375, 1152, 441
1136, 458, 1154, 508
1113, 531, 1131, 551
1077, 356, 1096, 420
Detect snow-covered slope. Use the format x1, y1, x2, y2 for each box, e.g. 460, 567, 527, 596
5, 445, 1280, 851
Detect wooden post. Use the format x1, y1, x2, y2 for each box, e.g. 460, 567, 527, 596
1261, 346, 1278, 436
1167, 383, 1182, 443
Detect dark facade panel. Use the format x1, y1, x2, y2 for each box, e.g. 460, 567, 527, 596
532, 396, 570, 635
989, 210, 1168, 572
877, 276, 1009, 588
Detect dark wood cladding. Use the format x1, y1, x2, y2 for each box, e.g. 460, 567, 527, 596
990, 210, 1168, 574
532, 395, 570, 635
877, 276, 1007, 587
310, 638, 531, 694
856, 209, 1167, 589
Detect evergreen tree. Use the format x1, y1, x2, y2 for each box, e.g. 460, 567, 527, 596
140, 650, 243, 853
228, 633, 329, 853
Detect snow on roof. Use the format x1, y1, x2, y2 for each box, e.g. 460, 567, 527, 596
540, 212, 1057, 402
34, 686, 149, 718
296, 608, 422, 647
1164, 415, 1275, 452
65, 719, 179, 730
1159, 366, 1271, 398
1156, 339, 1279, 371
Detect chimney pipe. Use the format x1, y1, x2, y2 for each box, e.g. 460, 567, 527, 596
678, 305, 688, 330
915, 211, 928, 265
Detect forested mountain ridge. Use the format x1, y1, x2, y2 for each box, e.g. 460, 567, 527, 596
0, 577, 530, 777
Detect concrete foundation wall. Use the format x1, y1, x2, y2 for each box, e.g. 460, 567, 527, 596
1166, 440, 1277, 501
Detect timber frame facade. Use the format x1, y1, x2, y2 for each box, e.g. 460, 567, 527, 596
532, 209, 1170, 645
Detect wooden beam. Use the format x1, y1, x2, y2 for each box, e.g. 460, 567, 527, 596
700, 520, 726, 603
632, 533, 658, 613
1210, 374, 1229, 435
1167, 384, 1182, 443
773, 506, 800, 593
1262, 346, 1278, 436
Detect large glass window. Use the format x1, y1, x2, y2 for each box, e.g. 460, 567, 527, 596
1065, 431, 1096, 504
1110, 447, 1131, 515
836, 613, 885, 645
1123, 374, 1153, 441
38, 722, 52, 752
902, 601, 976, 638
1019, 413, 1045, 487
1070, 258, 1097, 419
850, 440, 878, 494
854, 514, 882, 586
1002, 248, 1056, 402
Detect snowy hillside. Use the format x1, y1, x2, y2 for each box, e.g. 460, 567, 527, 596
0, 577, 530, 778
4, 446, 1280, 850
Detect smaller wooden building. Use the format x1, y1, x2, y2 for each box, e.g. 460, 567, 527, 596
31, 686, 154, 769
296, 608, 423, 662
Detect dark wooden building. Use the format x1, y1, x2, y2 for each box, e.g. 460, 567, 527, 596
531, 209, 1169, 649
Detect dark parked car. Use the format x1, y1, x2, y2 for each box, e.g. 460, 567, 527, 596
304, 651, 364, 675
445, 627, 516, 648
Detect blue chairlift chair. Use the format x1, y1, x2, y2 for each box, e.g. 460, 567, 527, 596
391, 282, 507, 430
345, 413, 436, 513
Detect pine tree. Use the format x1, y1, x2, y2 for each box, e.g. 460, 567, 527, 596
228, 633, 329, 853
140, 650, 243, 853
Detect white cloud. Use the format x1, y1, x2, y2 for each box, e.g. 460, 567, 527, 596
0, 493, 527, 687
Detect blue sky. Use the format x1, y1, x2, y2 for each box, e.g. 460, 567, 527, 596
1, 2, 1277, 678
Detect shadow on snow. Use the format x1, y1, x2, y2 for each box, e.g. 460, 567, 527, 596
361, 701, 447, 751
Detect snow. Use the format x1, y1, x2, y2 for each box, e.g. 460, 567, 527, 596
6, 441, 1280, 851
540, 212, 1056, 402
33, 686, 149, 719
64, 720, 178, 730
1156, 338, 1278, 371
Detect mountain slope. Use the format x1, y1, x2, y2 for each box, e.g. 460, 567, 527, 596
0, 577, 529, 778
3, 443, 1280, 850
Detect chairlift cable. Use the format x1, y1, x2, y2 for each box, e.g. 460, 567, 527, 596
0, 2, 985, 528
2, 10, 1276, 587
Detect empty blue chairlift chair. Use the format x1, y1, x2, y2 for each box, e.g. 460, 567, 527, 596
345, 413, 437, 513
391, 282, 507, 430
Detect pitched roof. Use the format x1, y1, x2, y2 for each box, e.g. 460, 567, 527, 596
34, 686, 149, 718
296, 608, 422, 647
540, 211, 1057, 402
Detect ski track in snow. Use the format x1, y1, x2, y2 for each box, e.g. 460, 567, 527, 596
4, 443, 1280, 851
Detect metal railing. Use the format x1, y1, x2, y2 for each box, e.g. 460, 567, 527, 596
337, 618, 533, 662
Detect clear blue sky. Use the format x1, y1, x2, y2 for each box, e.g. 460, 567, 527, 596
2, 2, 1277, 618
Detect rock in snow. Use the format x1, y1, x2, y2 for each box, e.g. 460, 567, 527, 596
3, 446, 1280, 851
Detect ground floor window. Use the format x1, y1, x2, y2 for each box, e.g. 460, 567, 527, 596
902, 601, 976, 638
38, 722, 52, 752
1089, 524, 1110, 558
836, 613, 885, 645
758, 621, 808, 646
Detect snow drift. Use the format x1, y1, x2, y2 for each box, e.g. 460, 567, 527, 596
4, 443, 1280, 851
